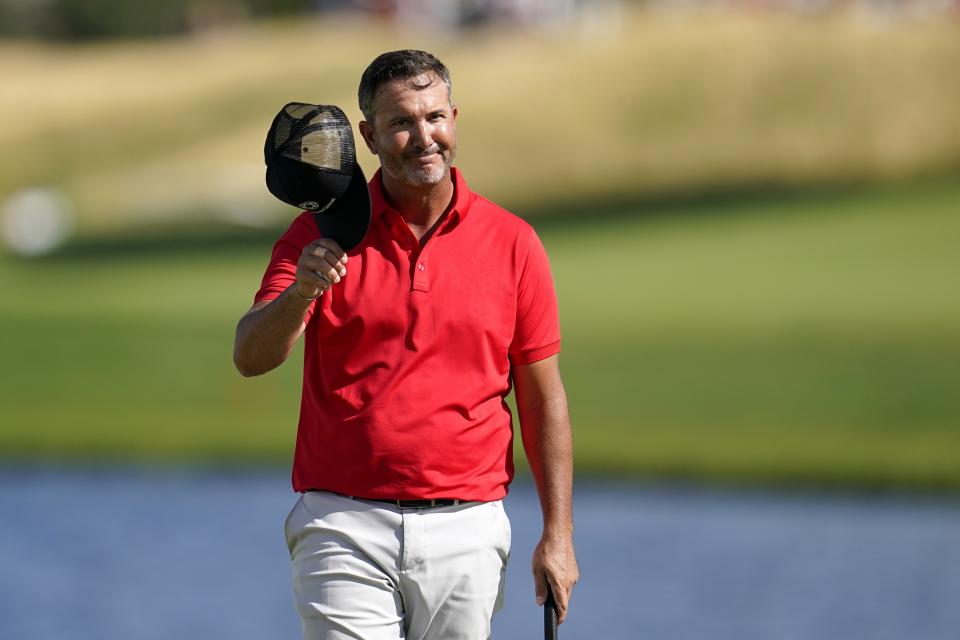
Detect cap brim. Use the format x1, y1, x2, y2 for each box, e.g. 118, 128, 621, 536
312, 162, 372, 252
266, 156, 350, 211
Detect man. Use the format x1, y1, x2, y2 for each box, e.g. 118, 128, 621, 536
234, 50, 578, 639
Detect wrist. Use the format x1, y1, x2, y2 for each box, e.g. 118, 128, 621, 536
291, 283, 322, 302
541, 522, 574, 542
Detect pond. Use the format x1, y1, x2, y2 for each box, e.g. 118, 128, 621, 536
1, 466, 959, 639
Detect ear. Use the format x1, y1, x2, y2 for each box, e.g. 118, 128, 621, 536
358, 120, 378, 155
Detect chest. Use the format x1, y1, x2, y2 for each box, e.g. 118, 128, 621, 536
315, 221, 522, 353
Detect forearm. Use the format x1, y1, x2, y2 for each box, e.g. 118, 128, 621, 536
236, 238, 347, 376
233, 284, 313, 376
514, 355, 579, 620
519, 387, 574, 538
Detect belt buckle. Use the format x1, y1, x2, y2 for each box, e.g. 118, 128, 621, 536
396, 499, 435, 508
396, 498, 455, 509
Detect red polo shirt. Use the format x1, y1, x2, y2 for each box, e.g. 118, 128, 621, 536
254, 168, 560, 501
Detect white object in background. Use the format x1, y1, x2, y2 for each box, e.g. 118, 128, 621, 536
1, 187, 74, 256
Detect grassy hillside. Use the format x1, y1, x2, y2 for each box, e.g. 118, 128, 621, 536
2, 179, 958, 491
2, 11, 959, 240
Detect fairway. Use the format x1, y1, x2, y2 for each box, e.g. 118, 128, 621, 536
1, 180, 958, 490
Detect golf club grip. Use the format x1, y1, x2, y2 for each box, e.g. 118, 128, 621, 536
544, 586, 558, 639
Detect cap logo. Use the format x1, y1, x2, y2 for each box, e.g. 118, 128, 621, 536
299, 198, 336, 213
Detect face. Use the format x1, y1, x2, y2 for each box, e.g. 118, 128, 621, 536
359, 73, 458, 188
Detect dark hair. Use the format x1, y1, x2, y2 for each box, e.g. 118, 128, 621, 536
358, 50, 452, 121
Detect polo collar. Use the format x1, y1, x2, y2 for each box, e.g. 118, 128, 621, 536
368, 166, 472, 226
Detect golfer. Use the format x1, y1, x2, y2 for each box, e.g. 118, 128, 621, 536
234, 49, 578, 639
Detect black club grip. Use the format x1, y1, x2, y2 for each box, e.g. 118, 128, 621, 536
544, 586, 558, 639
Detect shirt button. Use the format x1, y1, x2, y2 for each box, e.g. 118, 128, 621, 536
417, 264, 425, 271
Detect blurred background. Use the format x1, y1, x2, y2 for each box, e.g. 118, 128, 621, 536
1, 1, 959, 638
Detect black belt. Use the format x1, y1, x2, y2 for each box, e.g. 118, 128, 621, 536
367, 497, 461, 509
315, 491, 461, 509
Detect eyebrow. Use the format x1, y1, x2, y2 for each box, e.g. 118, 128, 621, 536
379, 103, 451, 123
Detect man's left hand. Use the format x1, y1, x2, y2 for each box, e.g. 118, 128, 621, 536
532, 532, 579, 624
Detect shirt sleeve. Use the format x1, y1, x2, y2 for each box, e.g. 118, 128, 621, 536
254, 212, 320, 319
508, 226, 561, 366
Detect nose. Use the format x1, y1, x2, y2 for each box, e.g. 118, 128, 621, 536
411, 120, 434, 151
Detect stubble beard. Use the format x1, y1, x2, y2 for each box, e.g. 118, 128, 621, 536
381, 144, 457, 187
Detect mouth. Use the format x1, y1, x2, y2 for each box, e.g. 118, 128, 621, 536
413, 153, 440, 165
411, 152, 440, 165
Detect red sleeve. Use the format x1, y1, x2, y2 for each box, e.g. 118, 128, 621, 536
509, 227, 561, 366
254, 212, 320, 318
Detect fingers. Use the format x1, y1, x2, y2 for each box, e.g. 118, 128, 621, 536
308, 239, 348, 267
296, 239, 349, 297
534, 568, 571, 623
532, 539, 579, 624
305, 240, 348, 281
534, 568, 548, 607
547, 574, 570, 624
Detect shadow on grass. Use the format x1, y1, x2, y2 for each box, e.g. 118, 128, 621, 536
520, 172, 959, 232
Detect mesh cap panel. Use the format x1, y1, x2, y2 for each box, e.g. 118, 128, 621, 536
292, 128, 344, 170
286, 104, 317, 119
267, 104, 354, 175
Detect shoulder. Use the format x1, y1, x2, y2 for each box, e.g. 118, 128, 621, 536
463, 194, 551, 280
453, 167, 537, 241
276, 210, 320, 247
467, 192, 539, 245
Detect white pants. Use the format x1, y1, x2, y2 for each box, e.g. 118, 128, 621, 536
284, 491, 512, 640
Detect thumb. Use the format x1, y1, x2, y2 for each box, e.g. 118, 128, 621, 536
534, 569, 548, 606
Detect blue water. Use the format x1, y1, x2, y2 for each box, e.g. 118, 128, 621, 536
1, 466, 959, 640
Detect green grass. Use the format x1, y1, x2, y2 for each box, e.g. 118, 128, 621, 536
1, 180, 959, 490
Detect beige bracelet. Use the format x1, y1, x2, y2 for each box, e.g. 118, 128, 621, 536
292, 284, 323, 301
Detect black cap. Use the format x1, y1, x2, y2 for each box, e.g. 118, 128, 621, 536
264, 103, 372, 251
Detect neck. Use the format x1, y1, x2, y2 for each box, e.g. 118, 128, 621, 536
380, 170, 455, 236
